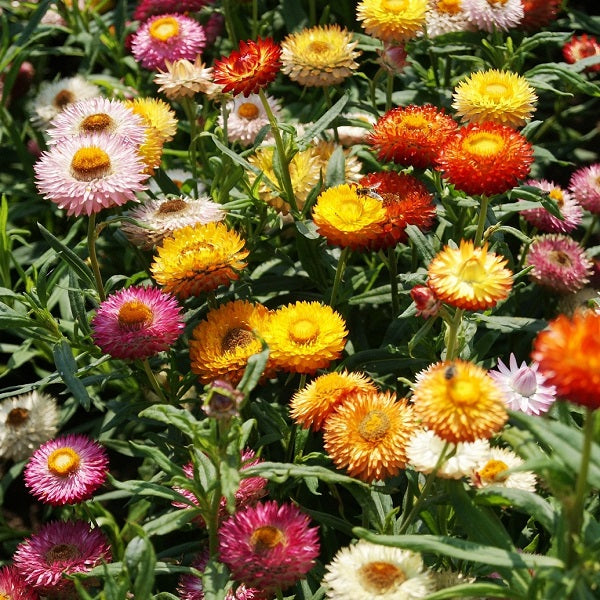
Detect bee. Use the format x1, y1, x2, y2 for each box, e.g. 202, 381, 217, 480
444, 364, 456, 380
355, 185, 384, 202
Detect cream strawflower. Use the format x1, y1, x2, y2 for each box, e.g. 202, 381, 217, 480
154, 57, 221, 100
426, 0, 475, 37
462, 0, 524, 32
471, 446, 537, 492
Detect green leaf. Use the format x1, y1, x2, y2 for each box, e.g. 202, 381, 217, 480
324, 146, 346, 188
474, 315, 546, 334
106, 474, 197, 505
406, 224, 436, 263
52, 339, 91, 410
202, 558, 231, 600
143, 509, 198, 537
426, 582, 518, 599
237, 345, 270, 396
526, 64, 600, 97
296, 94, 349, 151
138, 404, 200, 441
124, 535, 156, 599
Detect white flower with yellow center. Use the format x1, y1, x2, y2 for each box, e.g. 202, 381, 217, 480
462, 0, 524, 32
471, 446, 537, 491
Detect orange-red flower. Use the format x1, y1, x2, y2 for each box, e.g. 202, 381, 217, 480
435, 122, 534, 196
368, 105, 458, 168
531, 310, 600, 409
213, 37, 281, 97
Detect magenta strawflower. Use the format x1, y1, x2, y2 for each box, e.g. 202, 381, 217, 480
13, 520, 111, 595
91, 286, 184, 360
24, 434, 108, 506
525, 234, 593, 294
34, 132, 148, 217
218, 500, 320, 594
133, 0, 212, 21
569, 163, 600, 214
489, 353, 557, 415
521, 179, 583, 233
131, 13, 206, 71
0, 565, 40, 600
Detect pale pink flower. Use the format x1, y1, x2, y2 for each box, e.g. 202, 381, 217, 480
569, 163, 600, 214
462, 0, 524, 32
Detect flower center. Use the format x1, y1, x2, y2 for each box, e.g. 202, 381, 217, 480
458, 256, 486, 283
447, 378, 480, 406
53, 89, 75, 108
118, 300, 153, 327
548, 250, 572, 267
221, 327, 255, 352
486, 0, 508, 5
383, 0, 408, 11
237, 102, 260, 120
45, 543, 81, 563
70, 146, 111, 181
549, 188, 564, 206
6, 407, 30, 427
249, 526, 285, 553
158, 198, 188, 213
149, 16, 180, 42
463, 132, 504, 157
402, 113, 429, 130
483, 82, 509, 99
358, 410, 390, 441
358, 561, 407, 594
289, 318, 319, 344
81, 112, 113, 133
47, 447, 81, 477
479, 459, 509, 482
436, 0, 462, 14
308, 40, 331, 54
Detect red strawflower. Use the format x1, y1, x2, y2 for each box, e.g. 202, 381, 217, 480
358, 171, 436, 249
563, 34, 600, 73
435, 121, 534, 196
520, 0, 561, 31
213, 38, 281, 97
133, 0, 212, 22
368, 104, 458, 168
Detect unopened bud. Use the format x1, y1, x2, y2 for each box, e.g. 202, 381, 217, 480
377, 43, 408, 74
410, 285, 441, 318
202, 379, 244, 419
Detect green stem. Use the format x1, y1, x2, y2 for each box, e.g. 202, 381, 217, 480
474, 194, 490, 246
87, 213, 106, 302
251, 0, 258, 39
580, 214, 598, 247
222, 0, 238, 47
330, 246, 351, 308
445, 308, 464, 361
387, 247, 400, 318
181, 97, 199, 194
308, 0, 316, 25
385, 70, 394, 112
141, 358, 167, 403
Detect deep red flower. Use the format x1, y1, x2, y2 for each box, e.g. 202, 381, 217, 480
133, 0, 212, 22
563, 34, 600, 73
520, 0, 561, 31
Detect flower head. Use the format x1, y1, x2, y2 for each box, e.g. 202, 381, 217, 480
412, 360, 508, 443
435, 121, 534, 196
462, 0, 524, 32
213, 38, 281, 97
0, 391, 59, 462
24, 434, 108, 506
155, 57, 221, 100
290, 371, 378, 432
0, 565, 40, 600
131, 13, 206, 71
125, 97, 178, 144
369, 104, 458, 168
34, 133, 148, 217
427, 240, 513, 311
471, 446, 537, 491
532, 310, 600, 408
525, 234, 593, 294
569, 163, 600, 214
262, 301, 347, 374
133, 0, 211, 21
151, 222, 249, 299
357, 0, 428, 43
91, 286, 184, 360
13, 520, 111, 595
521, 179, 582, 233
520, 0, 562, 30
218, 500, 320, 594
189, 300, 272, 385
323, 540, 434, 599
410, 284, 442, 318
426, 0, 475, 37
202, 380, 245, 419
563, 34, 600, 73
281, 25, 361, 87
452, 69, 537, 128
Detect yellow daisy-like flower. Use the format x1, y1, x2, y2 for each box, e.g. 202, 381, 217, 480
452, 69, 537, 128
357, 0, 428, 43
151, 222, 249, 299
281, 24, 361, 87
312, 184, 387, 250
248, 146, 321, 214
412, 360, 508, 443
290, 371, 377, 431
263, 301, 348, 374
323, 391, 417, 482
313, 140, 363, 184
125, 97, 178, 143
189, 300, 272, 385
427, 240, 513, 311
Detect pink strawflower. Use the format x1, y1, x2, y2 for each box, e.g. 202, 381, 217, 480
131, 13, 206, 71
489, 353, 556, 415
0, 565, 40, 600
462, 0, 523, 32
410, 284, 441, 318
218, 500, 320, 594
521, 179, 583, 233
569, 163, 600, 214
91, 286, 184, 360
525, 234, 593, 294
13, 520, 111, 595
24, 434, 108, 506
133, 0, 212, 21
34, 132, 148, 217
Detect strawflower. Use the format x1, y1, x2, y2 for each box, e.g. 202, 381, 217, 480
426, 0, 475, 37
462, 0, 524, 32
471, 446, 537, 491
0, 565, 40, 600
357, 0, 428, 43
563, 34, 600, 73
154, 57, 220, 100
410, 284, 442, 318
133, 0, 211, 21
125, 97, 178, 144
569, 163, 600, 214
520, 0, 562, 30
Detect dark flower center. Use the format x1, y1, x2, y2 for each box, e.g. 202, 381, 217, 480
250, 525, 285, 553
6, 407, 30, 427
81, 113, 113, 133
53, 89, 75, 108
45, 543, 81, 563
221, 327, 255, 352
358, 561, 407, 593
158, 198, 188, 214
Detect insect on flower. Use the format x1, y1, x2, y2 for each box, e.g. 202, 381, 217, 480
355, 185, 383, 201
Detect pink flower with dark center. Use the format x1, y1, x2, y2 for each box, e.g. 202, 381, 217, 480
24, 434, 108, 506
489, 353, 556, 415
0, 565, 40, 600
91, 286, 184, 360
218, 500, 320, 594
13, 520, 111, 595
569, 163, 600, 214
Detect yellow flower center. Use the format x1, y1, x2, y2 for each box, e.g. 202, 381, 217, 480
222, 327, 255, 352
249, 526, 285, 553
1, 593, 9, 600
358, 410, 390, 441
237, 102, 260, 120
479, 459, 509, 482
548, 250, 572, 267
383, 0, 409, 11
308, 40, 331, 54
482, 82, 509, 99
118, 300, 153, 327
463, 132, 504, 157
149, 16, 180, 42
549, 188, 564, 206
458, 256, 487, 284
358, 561, 407, 594
289, 318, 319, 344
437, 0, 462, 14
158, 198, 188, 213
402, 113, 429, 130
447, 378, 480, 406
47, 447, 81, 477
81, 113, 113, 133
70, 146, 111, 181
53, 89, 75, 108
487, 0, 508, 5
45, 543, 81, 563
6, 407, 30, 427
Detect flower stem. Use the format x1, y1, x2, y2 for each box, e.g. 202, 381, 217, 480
141, 358, 167, 403
87, 213, 106, 302
387, 247, 400, 318
386, 70, 394, 112
181, 97, 199, 194
445, 308, 464, 361
474, 194, 490, 247
580, 214, 597, 247
330, 246, 351, 308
